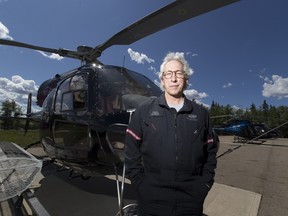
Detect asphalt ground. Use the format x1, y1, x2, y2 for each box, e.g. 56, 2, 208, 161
1, 135, 288, 216
215, 136, 288, 216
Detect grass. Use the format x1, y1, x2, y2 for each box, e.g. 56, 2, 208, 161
0, 130, 40, 148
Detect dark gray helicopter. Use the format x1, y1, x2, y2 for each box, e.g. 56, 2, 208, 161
0, 0, 239, 214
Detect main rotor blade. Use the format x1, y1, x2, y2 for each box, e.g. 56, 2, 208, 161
0, 39, 61, 54
0, 0, 239, 63
95, 0, 240, 54
0, 39, 81, 60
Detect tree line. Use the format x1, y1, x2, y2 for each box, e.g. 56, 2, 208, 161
209, 100, 288, 138
0, 99, 38, 130
1, 99, 288, 137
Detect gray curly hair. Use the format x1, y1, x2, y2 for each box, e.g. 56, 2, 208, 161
158, 52, 193, 90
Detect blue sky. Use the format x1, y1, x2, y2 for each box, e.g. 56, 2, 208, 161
0, 0, 287, 112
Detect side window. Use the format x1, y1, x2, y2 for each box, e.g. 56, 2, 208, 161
42, 89, 55, 112
70, 74, 88, 110
54, 73, 88, 113
55, 78, 71, 113
61, 92, 73, 111
73, 91, 86, 109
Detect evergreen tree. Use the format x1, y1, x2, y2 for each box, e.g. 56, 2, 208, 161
0, 100, 22, 129
209, 101, 288, 138
261, 100, 269, 123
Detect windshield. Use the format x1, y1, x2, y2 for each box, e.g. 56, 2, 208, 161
94, 66, 161, 115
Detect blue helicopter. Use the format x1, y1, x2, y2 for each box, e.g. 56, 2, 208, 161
213, 119, 280, 142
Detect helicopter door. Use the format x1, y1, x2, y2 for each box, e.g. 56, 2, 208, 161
105, 123, 128, 164
52, 73, 91, 150
53, 121, 92, 151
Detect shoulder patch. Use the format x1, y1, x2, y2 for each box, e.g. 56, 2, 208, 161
150, 110, 160, 116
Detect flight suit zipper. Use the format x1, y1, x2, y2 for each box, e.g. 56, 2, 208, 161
174, 112, 178, 176
173, 112, 178, 214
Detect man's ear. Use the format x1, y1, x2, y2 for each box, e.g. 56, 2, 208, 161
160, 78, 165, 90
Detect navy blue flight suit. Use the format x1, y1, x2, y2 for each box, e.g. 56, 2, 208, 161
124, 94, 217, 216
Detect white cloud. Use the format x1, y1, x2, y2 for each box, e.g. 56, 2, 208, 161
184, 89, 210, 107
259, 75, 272, 84
37, 51, 64, 60
127, 48, 155, 64
222, 82, 232, 88
0, 75, 39, 112
232, 105, 241, 110
186, 52, 198, 57
0, 22, 62, 61
148, 66, 156, 74
184, 89, 208, 101
0, 21, 13, 40
262, 75, 288, 99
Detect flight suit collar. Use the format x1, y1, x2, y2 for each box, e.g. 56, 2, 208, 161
158, 93, 193, 112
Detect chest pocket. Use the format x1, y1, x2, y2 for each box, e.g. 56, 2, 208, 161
179, 114, 206, 144
143, 112, 164, 135
141, 111, 164, 155
142, 107, 165, 142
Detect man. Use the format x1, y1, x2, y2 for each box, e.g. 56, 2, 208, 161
124, 52, 217, 216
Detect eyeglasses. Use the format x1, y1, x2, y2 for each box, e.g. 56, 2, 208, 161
163, 70, 185, 79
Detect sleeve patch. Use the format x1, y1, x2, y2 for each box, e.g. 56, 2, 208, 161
207, 138, 214, 144
126, 128, 141, 141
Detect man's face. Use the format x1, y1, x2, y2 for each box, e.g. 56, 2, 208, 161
161, 60, 186, 98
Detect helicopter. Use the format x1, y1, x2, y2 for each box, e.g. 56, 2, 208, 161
0, 0, 240, 177
213, 119, 280, 143
0, 0, 240, 214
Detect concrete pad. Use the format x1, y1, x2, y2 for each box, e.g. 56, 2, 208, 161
204, 183, 262, 216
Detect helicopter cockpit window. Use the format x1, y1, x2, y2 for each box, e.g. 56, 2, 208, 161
55, 73, 88, 113
125, 69, 161, 95
95, 67, 161, 115
70, 74, 88, 109
42, 89, 55, 112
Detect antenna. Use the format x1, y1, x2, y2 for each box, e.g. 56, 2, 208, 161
122, 55, 126, 69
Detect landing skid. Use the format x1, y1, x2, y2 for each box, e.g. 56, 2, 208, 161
105, 123, 139, 216
116, 203, 138, 216
233, 136, 266, 144
24, 140, 41, 150
114, 164, 138, 216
